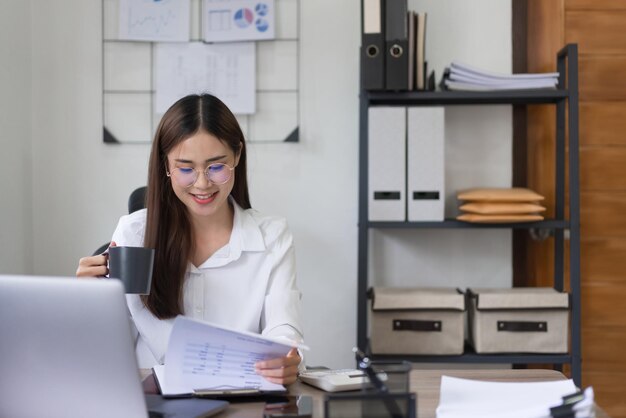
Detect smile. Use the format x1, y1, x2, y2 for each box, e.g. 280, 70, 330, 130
191, 191, 217, 204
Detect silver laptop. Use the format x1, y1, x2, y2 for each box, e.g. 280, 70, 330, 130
0, 275, 227, 418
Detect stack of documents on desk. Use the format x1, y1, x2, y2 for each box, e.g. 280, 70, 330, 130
436, 376, 595, 418
154, 316, 307, 397
442, 61, 559, 91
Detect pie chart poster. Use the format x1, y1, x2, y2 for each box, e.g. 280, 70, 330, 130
203, 0, 275, 42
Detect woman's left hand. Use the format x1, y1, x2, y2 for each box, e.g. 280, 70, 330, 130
255, 348, 301, 385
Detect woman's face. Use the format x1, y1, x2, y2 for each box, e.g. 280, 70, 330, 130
166, 130, 239, 221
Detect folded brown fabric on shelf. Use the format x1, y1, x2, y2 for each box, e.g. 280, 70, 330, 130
459, 202, 546, 215
457, 187, 545, 203
457, 213, 544, 223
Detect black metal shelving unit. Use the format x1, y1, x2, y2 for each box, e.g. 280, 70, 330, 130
357, 44, 581, 386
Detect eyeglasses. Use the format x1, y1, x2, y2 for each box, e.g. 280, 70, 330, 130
166, 163, 235, 188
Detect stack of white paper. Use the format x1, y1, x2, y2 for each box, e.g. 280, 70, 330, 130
443, 61, 559, 91
436, 376, 595, 418
156, 316, 307, 397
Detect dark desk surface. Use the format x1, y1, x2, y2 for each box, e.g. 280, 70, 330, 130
141, 368, 610, 418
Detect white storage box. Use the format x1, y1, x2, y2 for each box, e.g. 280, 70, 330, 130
370, 287, 465, 355
467, 287, 569, 354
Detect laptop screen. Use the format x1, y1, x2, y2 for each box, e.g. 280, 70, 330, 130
0, 275, 148, 418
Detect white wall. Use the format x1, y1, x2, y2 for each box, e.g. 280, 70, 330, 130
252, 0, 512, 368
31, 1, 151, 276
247, 0, 361, 368
20, 0, 511, 368
0, 0, 32, 274
375, 0, 513, 293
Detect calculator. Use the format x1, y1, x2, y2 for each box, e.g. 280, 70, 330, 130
299, 369, 372, 392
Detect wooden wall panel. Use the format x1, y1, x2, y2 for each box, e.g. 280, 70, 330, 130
526, 238, 554, 288
526, 1, 626, 416
582, 327, 626, 372
556, 239, 625, 289
580, 102, 626, 145
582, 372, 626, 418
580, 148, 626, 190
580, 192, 626, 237
525, 0, 563, 293
527, 106, 556, 215
566, 11, 626, 54
527, 0, 564, 73
581, 283, 626, 327
566, 0, 626, 10
579, 56, 626, 101
581, 238, 626, 283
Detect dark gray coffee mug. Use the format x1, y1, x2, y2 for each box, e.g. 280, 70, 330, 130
108, 246, 155, 294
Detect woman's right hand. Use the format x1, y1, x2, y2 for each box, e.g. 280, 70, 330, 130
76, 241, 116, 278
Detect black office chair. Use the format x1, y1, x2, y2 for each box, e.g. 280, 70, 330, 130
93, 186, 147, 256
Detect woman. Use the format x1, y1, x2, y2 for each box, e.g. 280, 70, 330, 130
76, 94, 303, 385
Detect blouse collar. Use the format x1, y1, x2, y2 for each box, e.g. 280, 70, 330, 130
191, 197, 265, 271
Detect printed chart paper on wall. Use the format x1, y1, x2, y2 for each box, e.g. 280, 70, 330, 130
103, 0, 300, 143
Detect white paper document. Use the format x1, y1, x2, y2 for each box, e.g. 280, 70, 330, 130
155, 42, 255, 114
444, 79, 558, 91
202, 0, 275, 42
158, 316, 304, 396
444, 61, 559, 92
119, 0, 190, 42
450, 61, 559, 80
436, 375, 579, 418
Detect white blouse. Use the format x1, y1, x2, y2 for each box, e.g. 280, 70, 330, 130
111, 200, 304, 368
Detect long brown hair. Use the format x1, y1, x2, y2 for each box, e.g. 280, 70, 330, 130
142, 94, 251, 319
